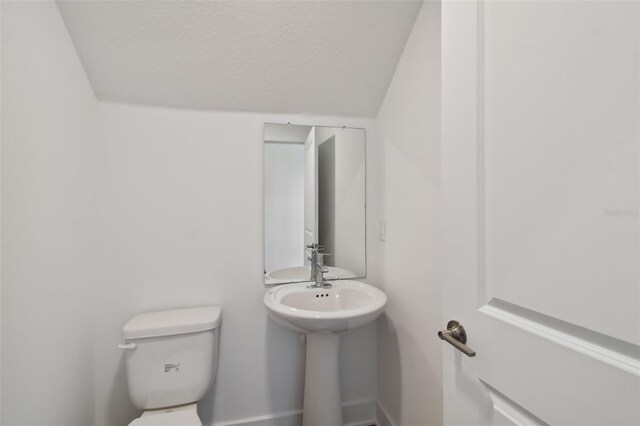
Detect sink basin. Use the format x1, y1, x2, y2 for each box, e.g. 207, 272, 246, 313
264, 280, 386, 425
264, 280, 387, 332
265, 266, 355, 283
266, 266, 311, 281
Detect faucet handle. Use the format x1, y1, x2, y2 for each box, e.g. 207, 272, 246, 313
315, 252, 332, 270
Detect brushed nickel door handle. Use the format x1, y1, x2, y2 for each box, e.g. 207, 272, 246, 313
438, 320, 476, 357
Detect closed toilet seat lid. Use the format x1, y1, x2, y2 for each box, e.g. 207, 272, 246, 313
128, 406, 202, 426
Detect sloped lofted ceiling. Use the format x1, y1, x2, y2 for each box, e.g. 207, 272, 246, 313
56, 1, 422, 117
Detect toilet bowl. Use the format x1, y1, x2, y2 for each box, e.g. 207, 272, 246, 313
128, 403, 201, 426
119, 306, 222, 426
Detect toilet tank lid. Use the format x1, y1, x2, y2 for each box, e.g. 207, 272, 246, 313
123, 306, 222, 339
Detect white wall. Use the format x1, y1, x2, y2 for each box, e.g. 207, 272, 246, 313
263, 124, 312, 144
375, 2, 443, 425
317, 135, 336, 263
1, 3, 383, 425
1, 1, 98, 424
1, 1, 4, 415
95, 103, 381, 426
315, 127, 367, 276
333, 130, 366, 277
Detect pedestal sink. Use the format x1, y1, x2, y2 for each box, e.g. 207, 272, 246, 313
264, 280, 387, 426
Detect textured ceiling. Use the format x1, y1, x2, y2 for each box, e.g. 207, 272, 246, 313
57, 1, 422, 117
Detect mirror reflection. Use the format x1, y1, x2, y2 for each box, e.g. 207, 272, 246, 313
264, 123, 366, 284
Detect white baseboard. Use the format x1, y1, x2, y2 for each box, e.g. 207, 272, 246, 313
211, 398, 376, 426
211, 409, 302, 426
375, 402, 395, 426
343, 398, 376, 426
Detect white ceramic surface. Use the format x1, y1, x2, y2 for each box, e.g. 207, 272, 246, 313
129, 403, 202, 426
121, 307, 221, 412
264, 280, 387, 333
123, 306, 222, 339
303, 332, 342, 426
264, 280, 386, 425
265, 266, 355, 283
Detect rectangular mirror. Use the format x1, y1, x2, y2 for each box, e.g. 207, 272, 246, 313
264, 123, 366, 285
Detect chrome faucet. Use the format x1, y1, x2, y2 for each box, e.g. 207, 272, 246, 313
306, 243, 332, 289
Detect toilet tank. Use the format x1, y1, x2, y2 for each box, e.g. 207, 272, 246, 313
121, 306, 222, 410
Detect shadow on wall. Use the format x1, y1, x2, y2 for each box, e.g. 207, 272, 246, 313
107, 357, 139, 425
379, 311, 445, 425
198, 325, 222, 426
265, 315, 306, 417
377, 314, 402, 424
107, 333, 222, 426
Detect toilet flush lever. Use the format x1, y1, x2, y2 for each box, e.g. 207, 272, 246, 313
118, 343, 137, 350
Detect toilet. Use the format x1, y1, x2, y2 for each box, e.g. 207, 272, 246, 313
119, 306, 222, 426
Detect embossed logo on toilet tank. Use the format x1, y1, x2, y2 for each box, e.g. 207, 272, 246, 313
164, 363, 180, 373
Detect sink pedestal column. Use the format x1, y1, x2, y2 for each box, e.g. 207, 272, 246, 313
303, 331, 342, 426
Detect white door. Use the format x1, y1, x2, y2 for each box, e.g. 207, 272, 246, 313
441, 1, 639, 425
304, 126, 318, 252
